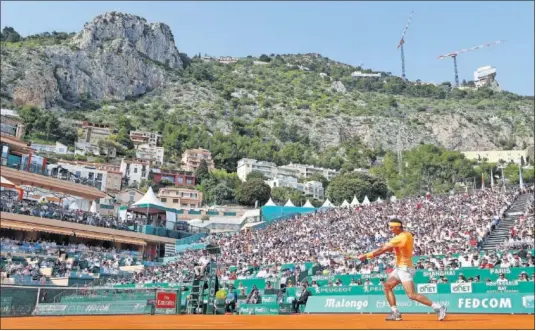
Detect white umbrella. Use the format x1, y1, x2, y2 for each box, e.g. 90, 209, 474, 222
362, 196, 370, 205
90, 200, 98, 213
350, 195, 360, 207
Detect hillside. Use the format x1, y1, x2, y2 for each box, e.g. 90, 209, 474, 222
1, 12, 534, 173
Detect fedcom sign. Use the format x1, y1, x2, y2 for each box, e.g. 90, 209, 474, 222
451, 283, 472, 294
458, 298, 511, 309
417, 284, 437, 294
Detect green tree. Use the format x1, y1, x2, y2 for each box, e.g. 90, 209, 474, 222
378, 145, 476, 196
1, 26, 21, 42
308, 173, 329, 189
235, 179, 271, 206
327, 172, 388, 205
210, 182, 234, 205
246, 170, 266, 181
272, 186, 306, 206
259, 54, 271, 62
503, 164, 535, 185
195, 159, 211, 184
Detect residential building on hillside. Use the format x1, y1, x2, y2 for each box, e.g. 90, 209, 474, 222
279, 163, 339, 181
303, 181, 325, 200
115, 188, 145, 206
218, 56, 238, 64
120, 159, 150, 188
135, 144, 165, 165
237, 158, 278, 181
351, 71, 381, 78
75, 121, 116, 157
32, 142, 71, 155
129, 131, 162, 147
181, 148, 215, 172
152, 169, 196, 187
237, 158, 338, 182
462, 149, 530, 165
1, 109, 25, 139
158, 187, 203, 209
265, 176, 325, 201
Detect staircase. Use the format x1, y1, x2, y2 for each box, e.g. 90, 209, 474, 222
481, 193, 533, 251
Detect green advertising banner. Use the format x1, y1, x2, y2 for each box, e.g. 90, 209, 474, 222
302, 282, 534, 297
35, 301, 151, 316
308, 267, 535, 286
238, 304, 279, 315
304, 293, 535, 314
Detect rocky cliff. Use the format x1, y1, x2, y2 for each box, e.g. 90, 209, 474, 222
1, 12, 533, 154
1, 12, 181, 109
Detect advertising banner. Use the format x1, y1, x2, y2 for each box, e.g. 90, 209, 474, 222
238, 304, 279, 315
156, 292, 177, 309
304, 293, 534, 314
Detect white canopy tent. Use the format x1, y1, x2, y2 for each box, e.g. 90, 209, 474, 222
376, 197, 383, 204
321, 199, 334, 208
303, 199, 315, 208
340, 200, 350, 208
361, 196, 371, 205
284, 199, 295, 207
127, 187, 177, 229
390, 195, 397, 202
264, 198, 277, 206
350, 196, 360, 207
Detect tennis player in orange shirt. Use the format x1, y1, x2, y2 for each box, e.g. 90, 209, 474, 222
357, 218, 447, 321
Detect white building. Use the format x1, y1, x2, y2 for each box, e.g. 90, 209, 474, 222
32, 142, 71, 155
474, 65, 501, 91
237, 158, 279, 181
279, 163, 339, 181
120, 159, 150, 187
265, 176, 324, 200
237, 158, 338, 182
303, 181, 325, 200
351, 71, 381, 78
47, 162, 108, 192
135, 144, 165, 165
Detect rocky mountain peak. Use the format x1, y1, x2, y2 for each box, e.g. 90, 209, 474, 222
73, 11, 182, 68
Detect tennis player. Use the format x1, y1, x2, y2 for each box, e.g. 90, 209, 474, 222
357, 218, 447, 321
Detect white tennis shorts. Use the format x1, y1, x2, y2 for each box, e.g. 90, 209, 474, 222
389, 266, 416, 282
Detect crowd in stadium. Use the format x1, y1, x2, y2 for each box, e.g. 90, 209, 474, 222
0, 238, 141, 280
0, 196, 137, 231
109, 186, 534, 286
2, 186, 534, 288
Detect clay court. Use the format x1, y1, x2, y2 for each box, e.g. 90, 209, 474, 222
1, 314, 534, 330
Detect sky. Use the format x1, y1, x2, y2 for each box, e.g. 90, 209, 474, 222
1, 1, 534, 95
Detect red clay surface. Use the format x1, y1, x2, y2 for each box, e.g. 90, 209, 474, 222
1, 314, 534, 330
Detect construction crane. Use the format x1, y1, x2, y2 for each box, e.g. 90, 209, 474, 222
438, 40, 504, 87
397, 11, 414, 80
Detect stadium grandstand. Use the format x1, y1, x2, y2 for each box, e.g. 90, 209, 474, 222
1, 183, 534, 318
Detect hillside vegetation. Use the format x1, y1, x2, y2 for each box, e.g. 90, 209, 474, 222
1, 12, 534, 200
